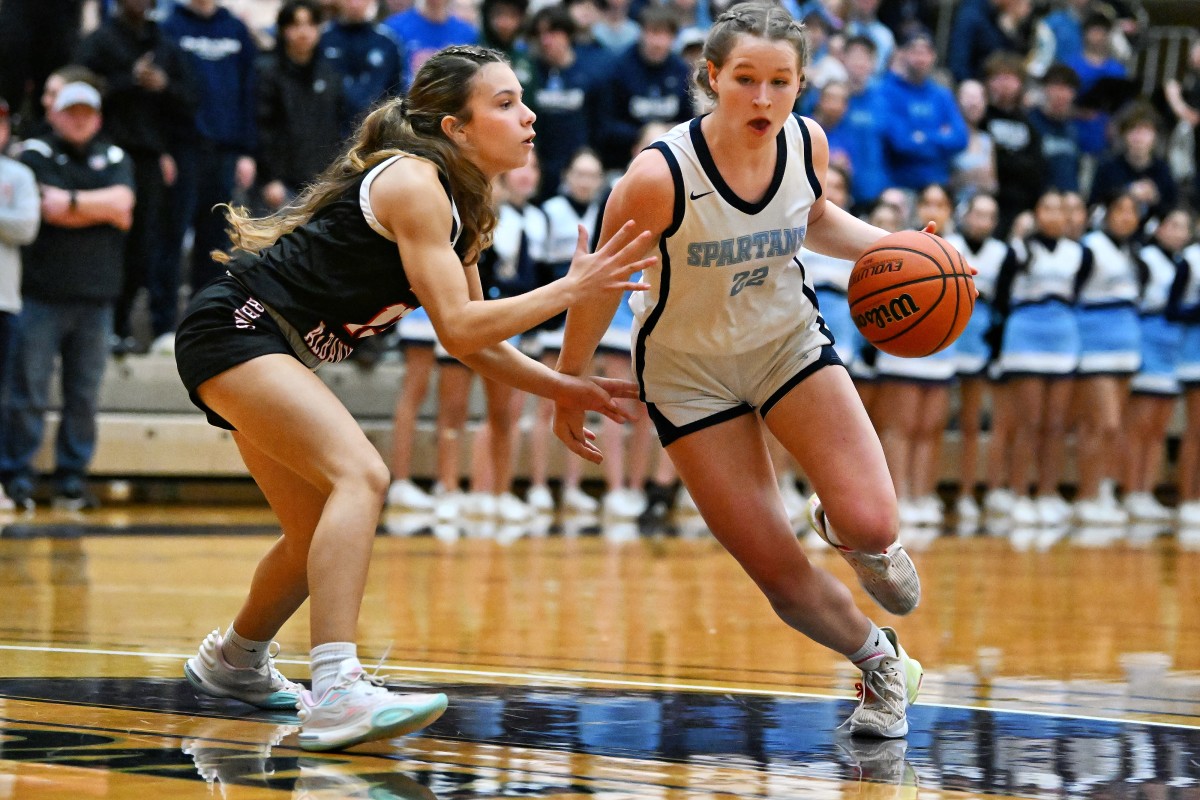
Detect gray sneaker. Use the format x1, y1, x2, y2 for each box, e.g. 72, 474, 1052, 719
184, 629, 303, 710
807, 494, 921, 615
846, 627, 923, 738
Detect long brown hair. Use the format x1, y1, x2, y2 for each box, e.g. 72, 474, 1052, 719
216, 45, 507, 266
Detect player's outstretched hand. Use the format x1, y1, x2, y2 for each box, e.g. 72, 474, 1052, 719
565, 222, 655, 304
552, 375, 640, 464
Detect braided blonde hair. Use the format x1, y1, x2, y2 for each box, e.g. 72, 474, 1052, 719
693, 2, 809, 103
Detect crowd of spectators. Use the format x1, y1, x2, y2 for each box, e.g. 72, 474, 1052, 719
0, 0, 1199, 519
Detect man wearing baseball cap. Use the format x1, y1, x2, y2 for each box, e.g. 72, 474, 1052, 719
4, 74, 135, 511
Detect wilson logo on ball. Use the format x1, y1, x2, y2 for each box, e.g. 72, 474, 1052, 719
847, 230, 976, 358
854, 293, 921, 329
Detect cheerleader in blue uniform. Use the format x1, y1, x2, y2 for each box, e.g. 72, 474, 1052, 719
994, 189, 1089, 526
1172, 229, 1200, 526
1123, 207, 1192, 521
873, 183, 958, 526
1073, 190, 1143, 525
944, 193, 1017, 522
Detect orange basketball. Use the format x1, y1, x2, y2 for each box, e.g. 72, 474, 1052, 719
847, 230, 975, 358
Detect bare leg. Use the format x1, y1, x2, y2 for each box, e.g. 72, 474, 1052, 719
1036, 378, 1074, 499
1008, 378, 1046, 496
199, 355, 389, 646
389, 345, 434, 480
959, 378, 984, 496
875, 382, 921, 501
912, 385, 951, 499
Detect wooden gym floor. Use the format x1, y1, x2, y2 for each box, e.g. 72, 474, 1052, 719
2, 505, 1200, 798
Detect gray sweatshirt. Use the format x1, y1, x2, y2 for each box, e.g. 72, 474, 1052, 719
0, 154, 40, 314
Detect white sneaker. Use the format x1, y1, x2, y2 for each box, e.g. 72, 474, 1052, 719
460, 491, 497, 518
1035, 494, 1071, 526
808, 495, 921, 616
386, 479, 435, 511
955, 494, 980, 521
184, 629, 303, 710
561, 486, 598, 514
1124, 492, 1172, 522
525, 484, 555, 512
1178, 500, 1200, 527
495, 492, 533, 523
897, 499, 923, 526
295, 661, 448, 752
780, 480, 807, 524
1074, 497, 1128, 526
1010, 496, 1039, 526
674, 485, 700, 515
983, 488, 1017, 516
149, 331, 176, 356
846, 627, 923, 738
602, 488, 645, 518
913, 495, 943, 526
434, 491, 465, 522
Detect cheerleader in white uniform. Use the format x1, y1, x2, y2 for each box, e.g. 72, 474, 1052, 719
1073, 190, 1143, 525
944, 193, 1017, 522
1122, 207, 1192, 521
993, 189, 1088, 525
527, 149, 607, 514
1171, 229, 1200, 525
873, 183, 958, 526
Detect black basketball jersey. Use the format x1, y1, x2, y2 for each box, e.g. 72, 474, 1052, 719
228, 154, 463, 365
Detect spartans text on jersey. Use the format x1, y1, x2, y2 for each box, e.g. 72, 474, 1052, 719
686, 226, 807, 269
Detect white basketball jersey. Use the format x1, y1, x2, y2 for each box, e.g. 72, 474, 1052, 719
631, 114, 824, 355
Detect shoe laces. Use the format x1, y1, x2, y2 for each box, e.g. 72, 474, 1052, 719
855, 662, 906, 717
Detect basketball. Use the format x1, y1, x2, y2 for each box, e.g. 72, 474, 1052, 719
847, 230, 975, 358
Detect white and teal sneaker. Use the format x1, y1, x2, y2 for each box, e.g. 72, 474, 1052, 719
847, 626, 923, 738
296, 662, 448, 752
184, 629, 303, 710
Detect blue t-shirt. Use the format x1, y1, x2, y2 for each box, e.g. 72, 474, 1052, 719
383, 10, 477, 88
1066, 55, 1127, 155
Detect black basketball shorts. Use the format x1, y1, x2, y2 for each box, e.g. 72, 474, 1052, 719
175, 274, 298, 430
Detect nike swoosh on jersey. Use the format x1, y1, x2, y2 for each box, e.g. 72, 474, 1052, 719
689, 190, 715, 200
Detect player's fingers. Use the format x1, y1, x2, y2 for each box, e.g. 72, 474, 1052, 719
573, 223, 589, 255
922, 220, 937, 234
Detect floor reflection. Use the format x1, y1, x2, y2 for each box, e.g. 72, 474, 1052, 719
1, 677, 1197, 798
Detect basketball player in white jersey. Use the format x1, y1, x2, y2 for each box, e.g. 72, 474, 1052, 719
554, 3, 923, 738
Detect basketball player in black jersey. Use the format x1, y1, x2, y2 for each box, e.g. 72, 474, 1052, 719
174, 45, 656, 751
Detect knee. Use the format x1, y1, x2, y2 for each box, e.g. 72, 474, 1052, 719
332, 452, 390, 504
830, 503, 899, 554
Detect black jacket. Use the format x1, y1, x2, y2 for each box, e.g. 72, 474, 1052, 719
255, 51, 346, 192
75, 16, 197, 156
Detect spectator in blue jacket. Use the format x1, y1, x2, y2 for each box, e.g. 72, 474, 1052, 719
594, 6, 691, 172
320, 0, 404, 129
879, 27, 968, 190
384, 0, 477, 89
527, 6, 599, 200
161, 0, 259, 320
946, 0, 1034, 83
1042, 0, 1088, 64
836, 34, 889, 207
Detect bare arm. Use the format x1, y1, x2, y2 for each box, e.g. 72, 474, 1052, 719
375, 157, 653, 360
1165, 79, 1200, 127
554, 150, 674, 462
800, 118, 891, 260
0, 164, 40, 246
40, 184, 135, 231
556, 149, 674, 377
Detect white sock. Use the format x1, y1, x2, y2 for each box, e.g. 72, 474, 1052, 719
310, 642, 358, 697
847, 623, 897, 672
222, 626, 272, 669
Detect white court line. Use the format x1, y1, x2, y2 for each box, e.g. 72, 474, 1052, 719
1, 643, 1198, 730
